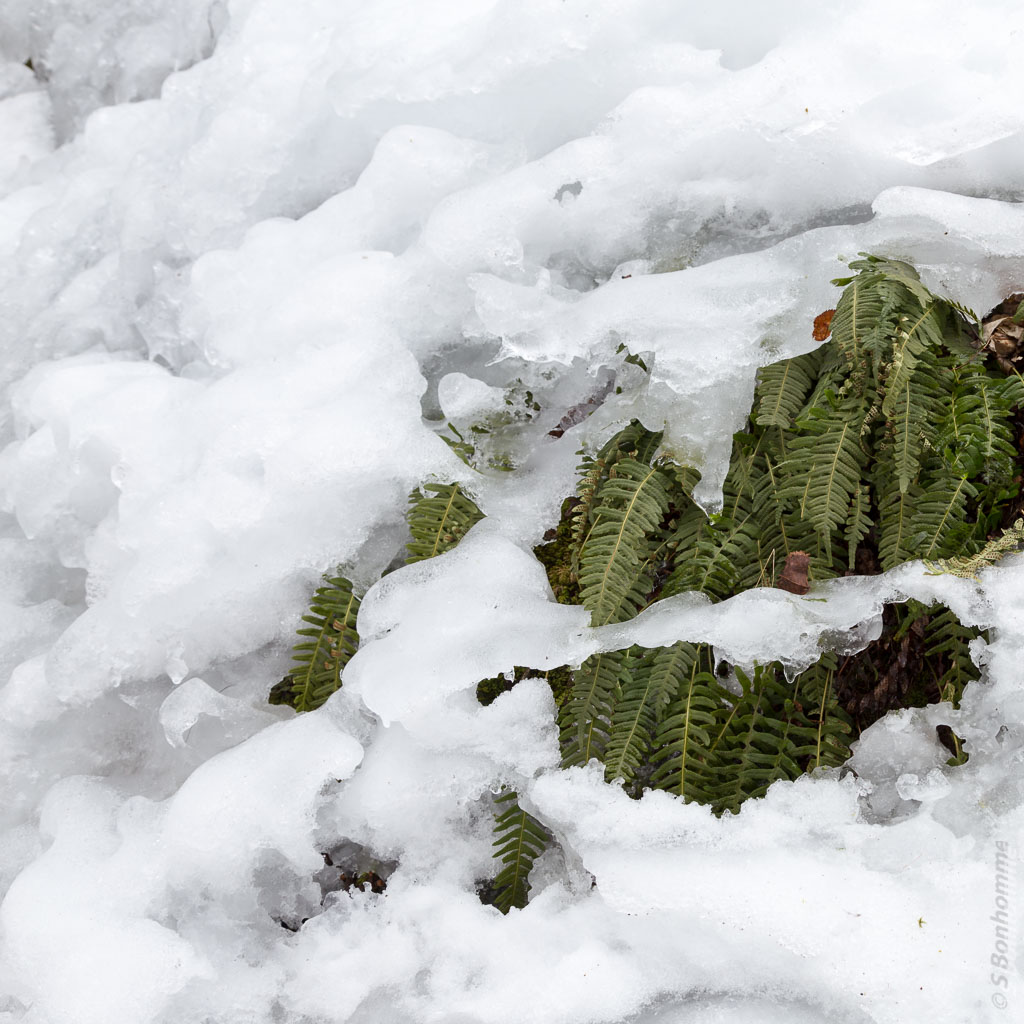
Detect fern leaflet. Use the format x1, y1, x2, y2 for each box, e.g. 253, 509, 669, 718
406, 482, 484, 563
270, 574, 361, 712
491, 791, 550, 914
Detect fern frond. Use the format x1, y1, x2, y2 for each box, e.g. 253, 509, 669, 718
578, 459, 671, 625
649, 645, 724, 801
877, 480, 921, 570
784, 395, 870, 561
755, 349, 824, 429
880, 302, 945, 418
909, 475, 978, 561
791, 653, 852, 772
406, 482, 484, 563
491, 790, 550, 914
843, 484, 872, 571
879, 366, 937, 494
570, 454, 607, 560
604, 643, 694, 787
275, 575, 361, 712
923, 607, 982, 706
559, 648, 631, 767
924, 518, 1024, 579
829, 269, 886, 367
708, 665, 835, 815
666, 508, 762, 601
951, 372, 1019, 489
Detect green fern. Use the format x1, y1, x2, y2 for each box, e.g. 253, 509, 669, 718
784, 393, 870, 562
924, 518, 1024, 579
649, 645, 726, 802
755, 349, 824, 429
924, 607, 982, 705
559, 648, 632, 767
270, 574, 361, 712
603, 644, 691, 787
549, 254, 1006, 820
270, 254, 1022, 915
490, 790, 550, 914
577, 458, 671, 625
829, 263, 888, 367
705, 664, 850, 816
406, 482, 484, 563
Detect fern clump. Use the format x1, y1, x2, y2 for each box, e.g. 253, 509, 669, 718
536, 255, 1023, 829
273, 255, 1023, 914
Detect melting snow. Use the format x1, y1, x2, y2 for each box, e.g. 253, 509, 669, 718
0, 1, 1022, 1022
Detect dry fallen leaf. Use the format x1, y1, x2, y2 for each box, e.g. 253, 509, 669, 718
776, 550, 810, 594
812, 309, 835, 341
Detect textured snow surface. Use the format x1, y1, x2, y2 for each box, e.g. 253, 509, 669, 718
1, 1, 1023, 1021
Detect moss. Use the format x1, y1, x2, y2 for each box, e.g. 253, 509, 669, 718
475, 663, 575, 708
533, 496, 583, 605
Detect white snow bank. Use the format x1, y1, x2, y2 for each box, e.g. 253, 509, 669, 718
0, 1, 1023, 1022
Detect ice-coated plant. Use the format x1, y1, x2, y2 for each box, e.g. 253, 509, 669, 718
271, 255, 1024, 913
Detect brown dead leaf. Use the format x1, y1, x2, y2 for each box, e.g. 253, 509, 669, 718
776, 551, 810, 594
812, 309, 835, 342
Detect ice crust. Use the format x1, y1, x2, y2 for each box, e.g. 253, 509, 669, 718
1, 1, 1023, 1022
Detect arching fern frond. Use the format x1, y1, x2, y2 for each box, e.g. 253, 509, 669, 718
708, 664, 847, 816
559, 648, 630, 767
924, 518, 1024, 579
649, 644, 724, 802
755, 349, 824, 429
952, 371, 1019, 489
490, 790, 550, 914
924, 607, 982, 706
877, 479, 921, 570
880, 301, 946, 418
784, 395, 870, 562
910, 474, 978, 562
406, 482, 484, 563
829, 267, 887, 367
604, 643, 692, 787
665, 506, 762, 601
270, 574, 361, 712
578, 459, 671, 625
792, 653, 852, 772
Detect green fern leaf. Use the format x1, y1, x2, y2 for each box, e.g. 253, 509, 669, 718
755, 349, 824, 429
559, 648, 630, 767
924, 607, 982, 706
789, 654, 852, 772
604, 643, 692, 786
709, 665, 839, 815
406, 482, 484, 563
829, 269, 886, 367
842, 483, 872, 571
491, 790, 550, 913
880, 302, 945, 418
784, 395, 869, 561
909, 475, 978, 561
924, 518, 1024, 579
578, 459, 671, 625
649, 644, 725, 802
274, 575, 361, 712
877, 479, 921, 570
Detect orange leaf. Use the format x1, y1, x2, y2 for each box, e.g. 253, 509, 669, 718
812, 309, 835, 341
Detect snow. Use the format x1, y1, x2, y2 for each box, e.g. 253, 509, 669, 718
0, 1, 1023, 1021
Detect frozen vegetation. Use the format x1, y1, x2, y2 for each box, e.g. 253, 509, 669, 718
0, 1, 1022, 1021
